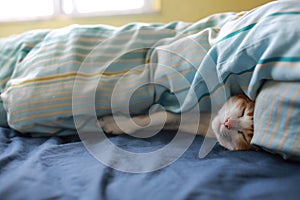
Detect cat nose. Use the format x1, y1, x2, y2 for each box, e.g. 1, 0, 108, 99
224, 119, 232, 129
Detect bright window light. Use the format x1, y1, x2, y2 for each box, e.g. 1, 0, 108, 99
0, 0, 54, 21
63, 0, 144, 14
0, 0, 159, 22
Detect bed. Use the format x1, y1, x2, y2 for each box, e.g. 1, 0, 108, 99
1, 1, 300, 199
1, 127, 300, 199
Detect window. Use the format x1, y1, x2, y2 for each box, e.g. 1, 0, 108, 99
0, 0, 160, 22
0, 0, 55, 21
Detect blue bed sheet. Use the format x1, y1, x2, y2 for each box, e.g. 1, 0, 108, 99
1, 127, 300, 200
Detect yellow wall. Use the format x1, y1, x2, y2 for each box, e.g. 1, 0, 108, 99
0, 0, 272, 37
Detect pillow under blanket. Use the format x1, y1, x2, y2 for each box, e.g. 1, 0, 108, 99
253, 81, 300, 161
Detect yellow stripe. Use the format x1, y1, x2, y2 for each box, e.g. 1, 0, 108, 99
265, 85, 291, 148
252, 83, 280, 143
12, 102, 71, 116
15, 56, 146, 83
5, 71, 153, 110
256, 61, 300, 69
292, 133, 300, 155
6, 68, 146, 95
16, 116, 73, 133
8, 68, 144, 88
39, 28, 172, 46
6, 76, 149, 109
9, 87, 151, 115
10, 106, 108, 124
20, 48, 148, 70
279, 85, 300, 150
16, 124, 61, 133
7, 54, 198, 97
258, 85, 283, 144
9, 93, 153, 125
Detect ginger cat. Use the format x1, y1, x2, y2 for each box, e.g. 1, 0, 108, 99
99, 94, 254, 151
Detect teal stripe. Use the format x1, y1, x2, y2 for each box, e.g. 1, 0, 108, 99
218, 23, 256, 43
206, 57, 300, 102
187, 66, 256, 112
268, 11, 300, 17
211, 66, 255, 95
198, 56, 300, 109
20, 49, 31, 54
218, 11, 300, 43
258, 57, 300, 64
223, 66, 255, 83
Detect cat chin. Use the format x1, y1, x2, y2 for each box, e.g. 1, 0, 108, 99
214, 131, 235, 150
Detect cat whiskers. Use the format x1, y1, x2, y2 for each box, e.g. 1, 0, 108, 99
219, 125, 231, 137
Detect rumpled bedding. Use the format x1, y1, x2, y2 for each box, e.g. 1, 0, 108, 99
0, 12, 236, 134
1, 126, 300, 200
1, 1, 300, 199
0, 1, 300, 159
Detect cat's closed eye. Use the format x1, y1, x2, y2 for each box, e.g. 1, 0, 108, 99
239, 107, 246, 118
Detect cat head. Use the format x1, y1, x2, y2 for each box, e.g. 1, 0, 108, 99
211, 94, 254, 150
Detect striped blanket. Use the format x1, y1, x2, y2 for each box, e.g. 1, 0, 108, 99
1, 0, 300, 159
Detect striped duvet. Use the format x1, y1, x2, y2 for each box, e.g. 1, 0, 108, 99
1, 0, 300, 160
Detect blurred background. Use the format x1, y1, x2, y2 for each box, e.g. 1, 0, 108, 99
0, 0, 272, 37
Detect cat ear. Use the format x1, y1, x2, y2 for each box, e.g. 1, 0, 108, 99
234, 93, 253, 103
